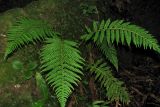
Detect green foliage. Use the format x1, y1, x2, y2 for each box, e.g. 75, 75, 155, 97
32, 100, 44, 107
41, 37, 84, 107
80, 3, 98, 16
24, 61, 38, 79
35, 72, 49, 102
5, 17, 160, 107
88, 59, 130, 104
4, 18, 55, 59
12, 60, 23, 70
12, 59, 37, 80
5, 17, 84, 107
81, 19, 160, 53
24, 70, 33, 80
27, 61, 38, 71
97, 40, 118, 70
91, 101, 109, 107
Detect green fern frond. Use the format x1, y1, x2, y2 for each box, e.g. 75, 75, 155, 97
41, 37, 84, 107
89, 59, 130, 104
96, 39, 118, 70
5, 18, 56, 59
81, 19, 160, 53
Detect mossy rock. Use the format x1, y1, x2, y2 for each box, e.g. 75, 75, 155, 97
0, 0, 87, 38
0, 8, 27, 34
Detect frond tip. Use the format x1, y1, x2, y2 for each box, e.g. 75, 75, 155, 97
81, 19, 160, 53
41, 37, 84, 107
89, 59, 130, 104
4, 18, 55, 59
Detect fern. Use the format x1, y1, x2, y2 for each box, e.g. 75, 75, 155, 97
96, 39, 118, 70
88, 59, 130, 104
81, 19, 160, 53
6, 17, 159, 107
4, 18, 56, 59
41, 37, 84, 107
5, 17, 84, 107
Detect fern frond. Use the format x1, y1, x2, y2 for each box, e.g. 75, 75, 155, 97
89, 59, 130, 104
41, 37, 84, 107
81, 19, 160, 53
5, 18, 56, 59
97, 39, 118, 70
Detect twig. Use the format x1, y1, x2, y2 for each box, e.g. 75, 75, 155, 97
150, 94, 160, 103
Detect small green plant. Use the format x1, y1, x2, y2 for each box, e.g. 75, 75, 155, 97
4, 18, 160, 107
12, 60, 23, 70
91, 100, 110, 107
32, 72, 49, 107
12, 59, 38, 80
27, 61, 38, 71
80, 3, 98, 16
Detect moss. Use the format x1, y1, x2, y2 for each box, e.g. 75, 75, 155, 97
0, 54, 22, 86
